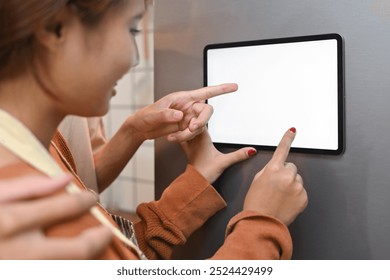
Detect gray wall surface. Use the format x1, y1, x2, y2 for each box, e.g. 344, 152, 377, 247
154, 0, 390, 259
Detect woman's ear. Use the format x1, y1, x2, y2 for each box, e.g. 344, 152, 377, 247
34, 6, 75, 51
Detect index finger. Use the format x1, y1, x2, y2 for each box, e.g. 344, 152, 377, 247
0, 175, 71, 203
0, 191, 96, 237
188, 83, 238, 102
271, 127, 296, 164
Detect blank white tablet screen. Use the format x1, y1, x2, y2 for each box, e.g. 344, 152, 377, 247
207, 38, 340, 151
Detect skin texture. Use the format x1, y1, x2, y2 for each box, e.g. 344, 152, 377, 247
0, 0, 253, 258
0, 176, 112, 259
0, 0, 308, 259
94, 83, 240, 190
182, 128, 308, 226
181, 128, 257, 184
243, 129, 308, 225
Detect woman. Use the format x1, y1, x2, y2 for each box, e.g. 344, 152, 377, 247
0, 0, 307, 259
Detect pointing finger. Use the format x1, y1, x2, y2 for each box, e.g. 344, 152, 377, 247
188, 83, 238, 102
284, 162, 298, 175
271, 127, 296, 165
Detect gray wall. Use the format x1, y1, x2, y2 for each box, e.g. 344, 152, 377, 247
154, 0, 390, 259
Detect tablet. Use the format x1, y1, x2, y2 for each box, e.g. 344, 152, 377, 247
205, 33, 344, 155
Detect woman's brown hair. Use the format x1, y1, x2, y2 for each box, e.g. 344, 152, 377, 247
0, 0, 123, 80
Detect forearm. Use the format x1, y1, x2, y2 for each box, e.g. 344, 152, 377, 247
210, 211, 293, 260
94, 116, 145, 192
133, 165, 226, 259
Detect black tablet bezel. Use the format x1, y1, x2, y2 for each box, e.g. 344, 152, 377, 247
204, 33, 344, 155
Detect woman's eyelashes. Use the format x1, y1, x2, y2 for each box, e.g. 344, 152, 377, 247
129, 28, 141, 36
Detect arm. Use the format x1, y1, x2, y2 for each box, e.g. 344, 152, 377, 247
132, 131, 255, 260
133, 165, 227, 260
210, 211, 293, 259
93, 119, 145, 192
0, 175, 112, 259
180, 129, 308, 259
93, 83, 238, 192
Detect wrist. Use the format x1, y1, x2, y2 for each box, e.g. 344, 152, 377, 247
191, 163, 218, 184
123, 115, 147, 144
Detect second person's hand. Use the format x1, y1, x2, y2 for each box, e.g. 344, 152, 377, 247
243, 128, 308, 226
181, 129, 257, 183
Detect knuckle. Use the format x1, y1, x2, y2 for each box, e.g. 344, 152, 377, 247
296, 184, 308, 207
161, 110, 173, 122
298, 192, 309, 211
207, 104, 214, 114
303, 196, 309, 208
267, 163, 280, 173
280, 170, 296, 185
204, 89, 212, 99
67, 193, 94, 214
0, 211, 19, 237
288, 162, 298, 170
302, 188, 309, 201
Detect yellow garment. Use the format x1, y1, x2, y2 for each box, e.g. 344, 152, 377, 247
0, 109, 145, 258
0, 109, 293, 259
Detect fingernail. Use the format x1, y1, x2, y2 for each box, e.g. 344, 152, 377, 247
173, 111, 182, 120
192, 124, 199, 130
289, 127, 296, 133
247, 149, 257, 156
168, 135, 176, 142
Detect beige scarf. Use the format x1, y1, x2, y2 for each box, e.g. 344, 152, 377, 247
0, 109, 146, 259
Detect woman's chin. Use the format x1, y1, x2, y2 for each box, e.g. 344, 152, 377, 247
78, 103, 110, 117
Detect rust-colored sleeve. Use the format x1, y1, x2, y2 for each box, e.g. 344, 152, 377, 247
211, 211, 293, 260
134, 165, 227, 260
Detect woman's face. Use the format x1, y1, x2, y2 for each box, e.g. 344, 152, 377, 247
45, 0, 146, 117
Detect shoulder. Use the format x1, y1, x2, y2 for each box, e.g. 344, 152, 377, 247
0, 146, 41, 179
0, 144, 23, 170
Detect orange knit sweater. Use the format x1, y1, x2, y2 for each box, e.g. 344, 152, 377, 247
0, 131, 292, 259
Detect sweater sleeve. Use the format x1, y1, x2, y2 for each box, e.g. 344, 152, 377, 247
134, 165, 227, 260
210, 211, 293, 260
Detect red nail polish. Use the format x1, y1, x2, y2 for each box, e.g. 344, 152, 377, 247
247, 149, 257, 156
289, 127, 296, 133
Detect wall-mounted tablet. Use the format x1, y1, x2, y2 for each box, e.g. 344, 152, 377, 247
205, 33, 344, 155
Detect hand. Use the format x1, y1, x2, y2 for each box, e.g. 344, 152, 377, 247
181, 129, 257, 183
0, 175, 112, 259
127, 83, 238, 142
243, 128, 308, 226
